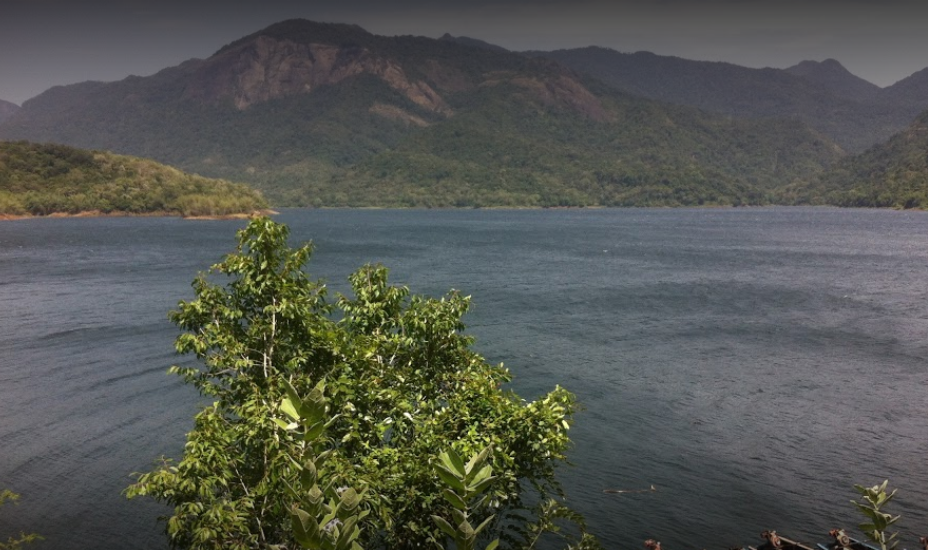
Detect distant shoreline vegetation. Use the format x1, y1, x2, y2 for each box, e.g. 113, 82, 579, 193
3, 136, 927, 216
0, 141, 268, 219
0, 209, 277, 221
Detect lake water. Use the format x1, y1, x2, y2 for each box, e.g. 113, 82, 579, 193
1, 207, 927, 550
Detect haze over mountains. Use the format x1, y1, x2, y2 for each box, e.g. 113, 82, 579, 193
1, 19, 926, 208
526, 47, 928, 153
0, 100, 19, 124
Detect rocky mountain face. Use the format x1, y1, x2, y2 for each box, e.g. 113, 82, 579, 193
178, 19, 614, 122
0, 19, 844, 207
182, 35, 452, 115
4, 20, 608, 139
528, 47, 928, 153
0, 100, 19, 124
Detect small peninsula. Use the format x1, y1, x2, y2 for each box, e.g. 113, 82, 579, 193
0, 140, 268, 219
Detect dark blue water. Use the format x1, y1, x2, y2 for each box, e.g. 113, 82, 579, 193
2, 208, 927, 550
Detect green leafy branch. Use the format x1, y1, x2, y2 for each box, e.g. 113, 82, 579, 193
276, 379, 368, 550
431, 446, 499, 550
852, 480, 900, 550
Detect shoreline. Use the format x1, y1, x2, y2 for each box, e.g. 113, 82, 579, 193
0, 209, 278, 221
2, 205, 923, 221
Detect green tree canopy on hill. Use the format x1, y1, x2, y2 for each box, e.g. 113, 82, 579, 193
782, 108, 928, 209
0, 141, 267, 217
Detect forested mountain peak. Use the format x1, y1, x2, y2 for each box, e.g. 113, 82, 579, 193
216, 19, 377, 54
784, 58, 881, 101
149, 18, 608, 121
179, 19, 448, 114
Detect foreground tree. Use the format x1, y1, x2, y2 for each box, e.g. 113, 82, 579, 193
127, 217, 595, 550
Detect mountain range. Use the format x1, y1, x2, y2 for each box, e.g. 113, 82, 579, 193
526, 47, 928, 153
0, 19, 925, 208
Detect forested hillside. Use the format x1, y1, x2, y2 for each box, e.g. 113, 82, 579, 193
0, 141, 268, 217
782, 109, 928, 208
297, 81, 842, 207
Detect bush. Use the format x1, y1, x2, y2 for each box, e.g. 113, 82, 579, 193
127, 217, 595, 550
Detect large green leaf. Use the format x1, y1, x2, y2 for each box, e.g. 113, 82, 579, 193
300, 460, 318, 488
432, 515, 457, 540
468, 476, 496, 498
440, 449, 466, 478
280, 396, 301, 422
435, 464, 466, 493
292, 508, 321, 547
441, 488, 467, 511
473, 514, 496, 536
338, 488, 361, 514
464, 446, 492, 482
335, 515, 360, 550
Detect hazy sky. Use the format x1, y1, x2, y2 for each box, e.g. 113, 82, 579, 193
2, 0, 927, 105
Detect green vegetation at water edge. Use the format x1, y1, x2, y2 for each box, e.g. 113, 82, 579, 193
0, 141, 267, 217
781, 108, 928, 209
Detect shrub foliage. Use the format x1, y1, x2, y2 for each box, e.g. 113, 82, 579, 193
127, 217, 593, 550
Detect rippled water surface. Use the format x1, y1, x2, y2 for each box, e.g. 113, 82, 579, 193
1, 208, 927, 550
